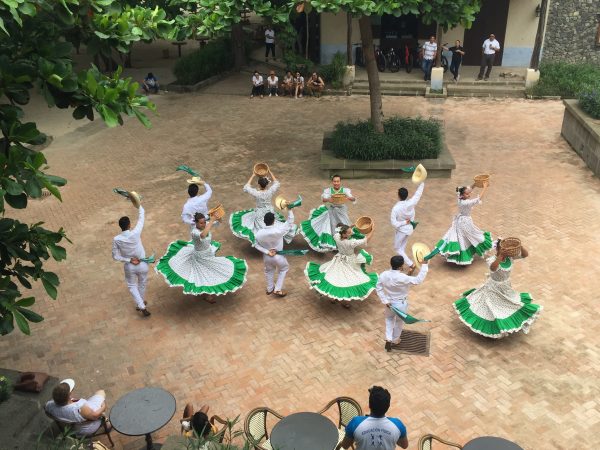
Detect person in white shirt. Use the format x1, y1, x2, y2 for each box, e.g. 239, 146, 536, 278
254, 210, 295, 297
376, 256, 429, 351
266, 71, 279, 97
294, 71, 305, 98
251, 70, 264, 98
477, 33, 501, 80
265, 25, 275, 61
181, 181, 213, 228
421, 35, 437, 81
281, 70, 294, 96
390, 182, 424, 273
112, 200, 151, 316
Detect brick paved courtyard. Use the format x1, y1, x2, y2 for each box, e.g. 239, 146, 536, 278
2, 90, 600, 449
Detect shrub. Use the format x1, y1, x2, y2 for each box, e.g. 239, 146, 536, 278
282, 52, 316, 77
0, 376, 12, 403
330, 117, 442, 161
529, 62, 600, 98
173, 39, 234, 85
319, 52, 346, 89
579, 86, 600, 119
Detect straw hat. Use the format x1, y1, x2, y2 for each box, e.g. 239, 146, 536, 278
411, 242, 431, 268
128, 191, 141, 208
274, 195, 288, 210
186, 176, 203, 185
412, 164, 427, 184
60, 378, 75, 393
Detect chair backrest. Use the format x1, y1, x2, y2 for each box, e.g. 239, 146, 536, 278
244, 407, 283, 448
210, 415, 228, 443
418, 434, 463, 450
318, 397, 363, 429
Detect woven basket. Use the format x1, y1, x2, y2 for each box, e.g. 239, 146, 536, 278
253, 163, 269, 177
355, 216, 373, 234
500, 237, 521, 257
473, 174, 490, 188
330, 193, 348, 205
208, 204, 225, 220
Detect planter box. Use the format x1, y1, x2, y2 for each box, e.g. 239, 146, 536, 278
320, 132, 455, 179
561, 99, 600, 177
167, 71, 234, 93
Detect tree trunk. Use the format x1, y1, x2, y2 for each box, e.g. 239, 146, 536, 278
359, 15, 384, 133
305, 12, 309, 59
435, 23, 443, 68
530, 0, 548, 70
346, 13, 353, 65
232, 22, 246, 71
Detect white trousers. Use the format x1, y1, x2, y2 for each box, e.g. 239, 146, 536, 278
263, 254, 289, 292
384, 299, 408, 343
394, 231, 413, 267
124, 261, 148, 310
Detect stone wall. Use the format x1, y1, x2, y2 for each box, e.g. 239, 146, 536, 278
543, 0, 600, 64
562, 100, 600, 178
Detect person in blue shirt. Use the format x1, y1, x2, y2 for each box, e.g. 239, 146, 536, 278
142, 72, 159, 94
336, 386, 408, 450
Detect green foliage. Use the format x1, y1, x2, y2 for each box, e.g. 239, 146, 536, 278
331, 117, 442, 160
319, 52, 346, 89
0, 375, 12, 402
579, 86, 600, 120
282, 52, 316, 77
529, 62, 600, 98
173, 38, 234, 85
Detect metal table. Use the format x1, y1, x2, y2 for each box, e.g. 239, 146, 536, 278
270, 412, 339, 450
110, 387, 176, 450
463, 436, 524, 450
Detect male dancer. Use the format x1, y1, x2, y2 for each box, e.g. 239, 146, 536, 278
112, 196, 151, 316
390, 182, 424, 274
376, 256, 428, 351
181, 180, 213, 227
254, 210, 295, 297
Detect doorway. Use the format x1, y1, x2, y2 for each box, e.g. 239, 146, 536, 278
463, 0, 510, 65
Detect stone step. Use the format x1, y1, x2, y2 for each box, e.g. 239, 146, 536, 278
354, 78, 524, 86
352, 84, 525, 98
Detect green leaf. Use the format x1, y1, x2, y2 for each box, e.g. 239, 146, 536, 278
24, 178, 42, 198
42, 272, 60, 286
15, 297, 35, 308
86, 70, 98, 95
133, 108, 151, 128
97, 104, 119, 127
17, 307, 44, 323
0, 17, 7, 35
48, 244, 67, 261
45, 174, 67, 187
12, 309, 31, 335
4, 193, 27, 209
4, 179, 23, 195
41, 277, 58, 299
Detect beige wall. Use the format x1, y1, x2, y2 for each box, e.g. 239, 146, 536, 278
320, 12, 361, 63
505, 0, 539, 47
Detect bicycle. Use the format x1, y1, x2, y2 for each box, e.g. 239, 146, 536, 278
375, 47, 401, 73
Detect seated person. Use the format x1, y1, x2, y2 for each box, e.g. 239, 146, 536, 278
181, 403, 219, 438
294, 71, 305, 99
306, 72, 325, 97
281, 70, 294, 96
251, 70, 264, 99
142, 72, 159, 94
45, 379, 108, 437
266, 71, 279, 97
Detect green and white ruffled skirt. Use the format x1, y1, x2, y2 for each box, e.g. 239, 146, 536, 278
435, 214, 492, 265
230, 208, 297, 244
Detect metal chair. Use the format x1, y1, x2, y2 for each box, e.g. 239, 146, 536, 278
44, 410, 114, 448
418, 434, 463, 450
317, 397, 363, 446
243, 406, 284, 450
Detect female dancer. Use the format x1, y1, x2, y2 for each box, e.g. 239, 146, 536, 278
454, 239, 542, 338
304, 223, 377, 308
435, 181, 492, 265
156, 213, 247, 300
230, 169, 297, 244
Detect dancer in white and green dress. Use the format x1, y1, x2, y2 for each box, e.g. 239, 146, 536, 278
300, 174, 356, 252
305, 223, 377, 308
454, 239, 542, 338
156, 213, 247, 299
230, 169, 297, 244
435, 182, 492, 265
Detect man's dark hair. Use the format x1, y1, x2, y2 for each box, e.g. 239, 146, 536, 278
191, 411, 211, 437
52, 383, 71, 407
188, 184, 199, 197
332, 174, 341, 181
194, 213, 206, 223
258, 177, 270, 189
398, 188, 408, 200
391, 255, 404, 270
368, 386, 391, 418
264, 212, 275, 226
119, 216, 130, 231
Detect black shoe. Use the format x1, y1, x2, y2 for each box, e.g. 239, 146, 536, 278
484, 77, 489, 81
385, 341, 392, 352
142, 309, 151, 317
476, 77, 483, 81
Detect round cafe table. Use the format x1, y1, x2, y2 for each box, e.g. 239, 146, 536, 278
463, 436, 524, 450
110, 387, 176, 450
270, 412, 339, 450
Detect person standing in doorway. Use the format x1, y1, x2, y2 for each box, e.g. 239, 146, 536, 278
265, 25, 275, 62
421, 35, 437, 82
477, 33, 501, 81
444, 40, 465, 82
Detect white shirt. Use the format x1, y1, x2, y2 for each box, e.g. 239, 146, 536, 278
376, 265, 429, 304
252, 75, 263, 86
254, 211, 295, 255
422, 41, 437, 60
267, 76, 279, 87
390, 182, 424, 233
483, 38, 500, 55
265, 29, 275, 44
295, 76, 304, 85
181, 183, 213, 225
112, 206, 145, 262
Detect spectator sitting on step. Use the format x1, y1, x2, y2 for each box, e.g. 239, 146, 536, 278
266, 71, 279, 97
307, 72, 325, 98
251, 70, 264, 99
294, 71, 305, 99
45, 379, 110, 437
142, 72, 159, 94
281, 70, 294, 96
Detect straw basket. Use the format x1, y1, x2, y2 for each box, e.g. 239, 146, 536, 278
253, 163, 269, 177
473, 174, 490, 188
208, 204, 225, 220
330, 193, 348, 205
355, 216, 373, 234
500, 237, 521, 257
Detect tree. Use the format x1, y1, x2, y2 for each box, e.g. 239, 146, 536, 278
530, 0, 548, 70
0, 0, 177, 335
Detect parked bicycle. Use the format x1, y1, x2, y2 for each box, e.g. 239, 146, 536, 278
375, 46, 400, 73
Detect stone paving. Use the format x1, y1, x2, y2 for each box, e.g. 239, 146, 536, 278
2, 87, 600, 450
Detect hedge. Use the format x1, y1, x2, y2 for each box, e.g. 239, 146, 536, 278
579, 87, 600, 119
173, 39, 234, 85
330, 117, 442, 161
529, 62, 600, 98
